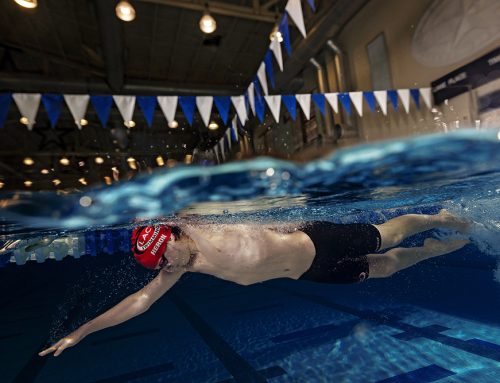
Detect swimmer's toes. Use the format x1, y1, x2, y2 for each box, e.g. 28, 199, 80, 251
437, 209, 472, 233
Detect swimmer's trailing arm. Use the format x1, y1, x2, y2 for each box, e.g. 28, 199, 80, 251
39, 269, 185, 357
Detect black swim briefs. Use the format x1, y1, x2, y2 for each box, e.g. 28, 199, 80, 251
299, 221, 381, 284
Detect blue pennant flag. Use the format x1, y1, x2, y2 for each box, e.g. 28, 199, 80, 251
279, 13, 292, 57
137, 96, 157, 127
312, 93, 326, 116
264, 50, 275, 89
410, 88, 420, 109
339, 93, 352, 116
42, 93, 63, 127
388, 90, 398, 111
214, 96, 231, 125
282, 95, 297, 120
179, 96, 196, 126
253, 81, 265, 123
0, 93, 12, 129
306, 0, 316, 12
90, 95, 113, 127
253, 76, 263, 96
244, 92, 250, 119
363, 91, 376, 113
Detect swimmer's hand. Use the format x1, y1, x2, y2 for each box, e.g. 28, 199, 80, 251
38, 326, 87, 357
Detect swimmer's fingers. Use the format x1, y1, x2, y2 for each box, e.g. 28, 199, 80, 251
39, 338, 75, 357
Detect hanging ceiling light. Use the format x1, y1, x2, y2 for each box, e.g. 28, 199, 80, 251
59, 157, 70, 166
24, 180, 33, 187
23, 157, 34, 166
80, 118, 88, 126
124, 120, 136, 128
104, 176, 113, 185
52, 179, 61, 186
0, 181, 4, 189
19, 117, 29, 125
168, 120, 178, 129
40, 168, 49, 174
199, 5, 217, 34
208, 121, 219, 130
115, 1, 136, 22
14, 0, 37, 9
156, 155, 165, 167
78, 178, 87, 186
127, 157, 137, 170
94, 156, 104, 164
269, 24, 283, 42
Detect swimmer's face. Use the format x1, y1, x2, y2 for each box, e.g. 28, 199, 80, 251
156, 234, 191, 270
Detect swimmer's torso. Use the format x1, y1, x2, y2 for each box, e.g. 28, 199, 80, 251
181, 224, 315, 285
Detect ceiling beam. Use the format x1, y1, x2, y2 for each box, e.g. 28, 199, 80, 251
262, 0, 281, 11
137, 0, 276, 23
94, 0, 125, 91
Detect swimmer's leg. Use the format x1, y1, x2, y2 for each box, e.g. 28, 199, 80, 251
373, 209, 470, 251
367, 237, 469, 278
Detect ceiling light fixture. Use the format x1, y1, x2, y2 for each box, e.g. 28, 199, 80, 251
19, 117, 29, 125
127, 157, 137, 170
115, 1, 136, 22
59, 157, 70, 166
78, 178, 87, 186
24, 180, 33, 187
80, 118, 88, 126
41, 168, 49, 174
94, 157, 104, 164
208, 121, 219, 130
78, 161, 85, 167
156, 155, 165, 167
184, 154, 193, 164
14, 0, 37, 9
124, 120, 136, 128
104, 176, 112, 185
23, 157, 34, 166
269, 25, 283, 42
199, 4, 217, 34
168, 120, 178, 129
0, 181, 4, 188
52, 179, 61, 186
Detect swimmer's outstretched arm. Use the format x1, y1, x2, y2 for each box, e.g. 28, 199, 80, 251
39, 269, 185, 357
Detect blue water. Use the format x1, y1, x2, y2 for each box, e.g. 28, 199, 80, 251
0, 128, 499, 382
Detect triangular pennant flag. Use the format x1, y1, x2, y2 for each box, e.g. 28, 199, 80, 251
178, 96, 196, 126
270, 37, 283, 71
282, 95, 297, 120
373, 90, 387, 115
13, 93, 41, 130
296, 93, 311, 120
387, 90, 398, 111
64, 94, 89, 129
325, 93, 339, 113
214, 96, 231, 125
264, 51, 275, 89
90, 95, 113, 127
244, 92, 250, 119
420, 87, 432, 109
113, 95, 136, 125
253, 78, 265, 123
312, 93, 326, 116
257, 62, 269, 95
338, 93, 352, 116
247, 83, 255, 116
349, 91, 363, 117
137, 96, 157, 127
42, 94, 63, 127
157, 96, 178, 124
286, 0, 306, 38
306, 0, 316, 12
0, 93, 12, 129
196, 96, 213, 127
231, 95, 248, 125
231, 115, 239, 142
363, 91, 376, 113
279, 13, 292, 57
397, 89, 410, 113
226, 128, 232, 150
264, 95, 282, 123
410, 88, 420, 110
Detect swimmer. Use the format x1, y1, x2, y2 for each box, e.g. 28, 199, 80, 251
39, 209, 470, 357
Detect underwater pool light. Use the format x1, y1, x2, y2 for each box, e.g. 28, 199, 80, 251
24, 180, 32, 187
115, 1, 135, 22
14, 0, 37, 9
23, 157, 34, 166
59, 157, 70, 166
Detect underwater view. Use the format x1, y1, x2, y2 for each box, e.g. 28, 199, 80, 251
1, 0, 500, 382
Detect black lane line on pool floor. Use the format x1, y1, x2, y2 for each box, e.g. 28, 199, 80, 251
376, 364, 455, 383
169, 293, 271, 383
267, 284, 500, 363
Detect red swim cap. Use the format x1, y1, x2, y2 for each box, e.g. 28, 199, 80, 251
131, 226, 172, 269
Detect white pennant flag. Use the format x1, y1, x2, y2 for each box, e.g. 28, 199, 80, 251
270, 37, 283, 71
231, 95, 248, 125
219, 138, 225, 161
296, 93, 311, 120
196, 96, 213, 127
257, 62, 269, 95
226, 128, 232, 150
213, 145, 220, 163
113, 95, 136, 124
157, 96, 178, 124
64, 94, 89, 130
285, 0, 307, 38
420, 87, 432, 109
231, 115, 239, 142
264, 95, 282, 123
373, 90, 388, 115
13, 93, 41, 130
325, 93, 339, 114
397, 89, 410, 113
349, 91, 363, 117
248, 83, 255, 116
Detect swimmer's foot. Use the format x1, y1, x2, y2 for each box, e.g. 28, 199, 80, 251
422, 237, 470, 259
436, 209, 472, 233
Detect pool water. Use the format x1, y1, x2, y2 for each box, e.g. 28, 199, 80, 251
0, 129, 499, 382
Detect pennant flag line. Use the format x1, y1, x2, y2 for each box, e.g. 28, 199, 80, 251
264, 95, 282, 123
270, 37, 283, 71
311, 93, 326, 116
257, 62, 269, 95
137, 96, 157, 127
231, 95, 248, 125
338, 93, 352, 116
296, 93, 311, 120
157, 96, 178, 124
196, 96, 213, 127
64, 94, 89, 129
373, 90, 387, 115
388, 90, 398, 111
279, 13, 292, 57
397, 89, 410, 113
420, 87, 432, 109
282, 95, 297, 120
0, 93, 12, 129
90, 95, 113, 127
286, 0, 306, 38
42, 94, 64, 127
363, 91, 376, 113
410, 88, 420, 109
113, 95, 136, 124
349, 91, 363, 117
178, 96, 196, 126
264, 51, 275, 89
13, 93, 41, 130
214, 96, 231, 125
325, 93, 338, 114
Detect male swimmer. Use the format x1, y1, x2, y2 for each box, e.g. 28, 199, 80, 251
40, 209, 469, 357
